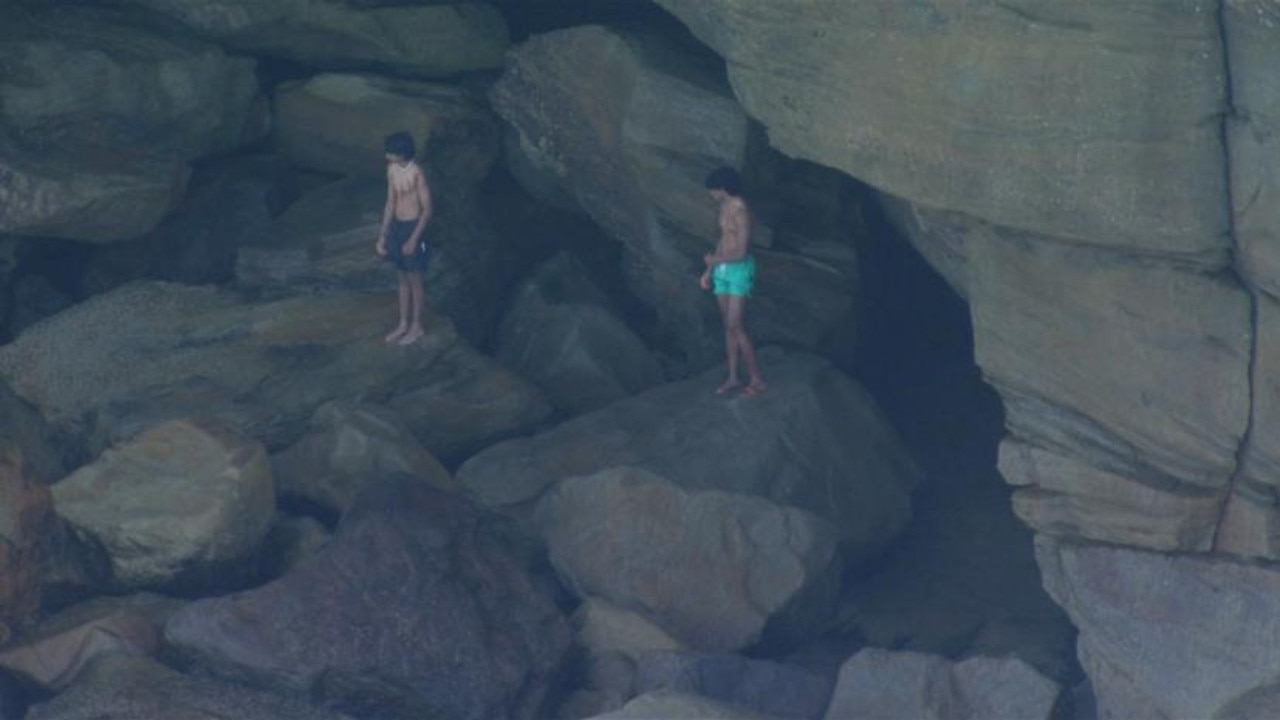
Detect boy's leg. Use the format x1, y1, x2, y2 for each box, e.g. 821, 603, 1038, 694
728, 296, 765, 395
385, 273, 410, 343
397, 271, 425, 345
716, 293, 740, 394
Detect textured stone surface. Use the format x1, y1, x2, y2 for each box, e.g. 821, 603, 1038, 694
166, 474, 570, 720
107, 0, 508, 76
966, 232, 1250, 493
495, 254, 664, 415
655, 0, 1229, 259
52, 419, 274, 591
459, 347, 919, 555
25, 653, 354, 720
1037, 539, 1280, 720
491, 25, 856, 367
0, 443, 52, 635
271, 402, 457, 514
589, 691, 778, 720
273, 73, 498, 183
537, 467, 841, 652
636, 651, 835, 720
0, 5, 265, 242
822, 648, 1061, 720
0, 282, 548, 458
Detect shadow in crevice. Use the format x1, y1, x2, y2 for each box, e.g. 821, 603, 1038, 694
834, 187, 1082, 684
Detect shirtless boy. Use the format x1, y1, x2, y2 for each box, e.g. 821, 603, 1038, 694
375, 131, 433, 345
700, 166, 765, 396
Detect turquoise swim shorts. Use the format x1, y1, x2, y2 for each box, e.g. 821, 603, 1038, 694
712, 255, 756, 297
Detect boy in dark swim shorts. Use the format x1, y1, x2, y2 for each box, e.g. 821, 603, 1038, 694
375, 131, 433, 345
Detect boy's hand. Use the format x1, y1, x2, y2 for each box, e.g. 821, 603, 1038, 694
375, 234, 387, 256
402, 239, 416, 256
699, 271, 711, 291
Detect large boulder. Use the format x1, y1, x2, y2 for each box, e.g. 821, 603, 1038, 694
0, 282, 550, 458
0, 5, 266, 242
109, 0, 508, 77
538, 467, 841, 652
495, 254, 665, 415
822, 648, 1061, 720
458, 347, 919, 557
636, 651, 836, 720
273, 73, 498, 184
491, 25, 857, 368
235, 176, 514, 348
25, 653, 354, 720
271, 401, 458, 514
654, 0, 1230, 260
165, 474, 571, 720
52, 419, 274, 592
1037, 538, 1280, 720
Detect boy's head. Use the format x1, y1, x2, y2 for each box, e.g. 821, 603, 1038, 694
384, 131, 416, 163
704, 166, 743, 199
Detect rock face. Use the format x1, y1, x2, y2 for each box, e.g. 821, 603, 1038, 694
495, 254, 665, 415
490, 25, 857, 368
166, 474, 571, 720
0, 442, 52, 634
274, 73, 499, 184
0, 282, 549, 458
25, 654, 354, 720
822, 648, 1062, 720
636, 651, 836, 720
271, 401, 458, 514
459, 347, 919, 557
0, 5, 266, 242
589, 692, 777, 720
538, 467, 841, 652
107, 0, 509, 76
52, 419, 274, 592
653, 0, 1230, 259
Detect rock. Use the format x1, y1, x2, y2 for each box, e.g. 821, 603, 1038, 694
85, 154, 298, 290
25, 653, 354, 720
235, 176, 514, 347
654, 0, 1230, 260
459, 347, 919, 556
537, 467, 841, 652
271, 401, 457, 514
0, 443, 53, 635
636, 651, 836, 720
970, 229, 1250, 493
1224, 294, 1280, 559
1226, 3, 1280, 295
256, 513, 331, 579
273, 73, 499, 184
1037, 538, 1280, 720
491, 25, 857, 367
0, 594, 181, 690
0, 5, 266, 242
51, 419, 274, 592
822, 648, 1061, 720
9, 275, 72, 338
589, 691, 778, 720
568, 598, 687, 713
0, 282, 549, 458
111, 0, 508, 77
165, 473, 570, 720
495, 254, 665, 415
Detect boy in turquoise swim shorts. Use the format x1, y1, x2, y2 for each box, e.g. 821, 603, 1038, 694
700, 166, 766, 396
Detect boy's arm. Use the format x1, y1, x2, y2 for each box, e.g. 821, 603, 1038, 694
377, 173, 394, 252
407, 171, 433, 245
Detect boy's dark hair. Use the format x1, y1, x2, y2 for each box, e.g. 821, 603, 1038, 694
704, 166, 743, 197
384, 131, 416, 160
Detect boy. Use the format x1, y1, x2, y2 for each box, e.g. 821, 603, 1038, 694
375, 131, 433, 345
700, 166, 765, 396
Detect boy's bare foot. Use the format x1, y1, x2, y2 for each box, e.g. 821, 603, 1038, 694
715, 379, 741, 396
397, 325, 424, 345
742, 380, 767, 397
384, 324, 408, 343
